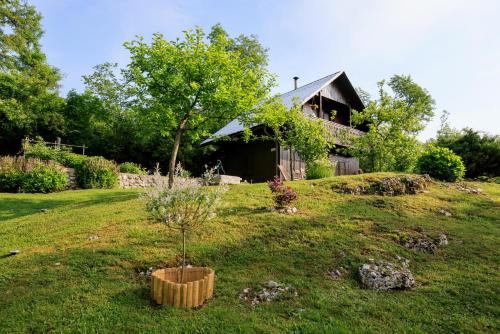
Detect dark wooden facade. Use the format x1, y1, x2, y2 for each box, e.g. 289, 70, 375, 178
205, 72, 366, 182
210, 140, 277, 183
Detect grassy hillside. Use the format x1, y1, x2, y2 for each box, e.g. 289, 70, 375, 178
0, 173, 499, 333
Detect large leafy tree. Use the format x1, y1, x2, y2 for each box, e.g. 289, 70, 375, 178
349, 75, 435, 172
0, 0, 63, 152
80, 63, 185, 171
435, 126, 500, 178
122, 25, 276, 187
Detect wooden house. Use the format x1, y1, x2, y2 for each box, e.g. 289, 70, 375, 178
202, 71, 366, 182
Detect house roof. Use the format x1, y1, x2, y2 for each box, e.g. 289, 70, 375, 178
202, 70, 362, 144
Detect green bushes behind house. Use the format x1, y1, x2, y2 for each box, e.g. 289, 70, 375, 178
306, 159, 336, 180
76, 157, 119, 189
0, 156, 68, 193
417, 146, 465, 182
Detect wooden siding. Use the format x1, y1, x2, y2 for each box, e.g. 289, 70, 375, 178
215, 140, 277, 183
329, 154, 360, 175
278, 145, 361, 180
278, 145, 306, 180
321, 81, 349, 105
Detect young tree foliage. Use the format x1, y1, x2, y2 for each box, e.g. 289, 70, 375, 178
349, 75, 435, 172
123, 25, 276, 187
249, 100, 334, 179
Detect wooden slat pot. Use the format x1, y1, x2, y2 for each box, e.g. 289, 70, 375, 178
151, 267, 215, 308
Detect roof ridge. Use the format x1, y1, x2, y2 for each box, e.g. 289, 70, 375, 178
280, 71, 342, 96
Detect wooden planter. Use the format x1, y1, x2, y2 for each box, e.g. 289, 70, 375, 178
151, 267, 215, 308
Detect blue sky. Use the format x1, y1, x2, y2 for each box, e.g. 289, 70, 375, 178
32, 0, 499, 139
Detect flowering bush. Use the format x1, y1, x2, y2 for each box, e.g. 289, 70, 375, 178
200, 164, 217, 185
267, 176, 298, 209
144, 168, 227, 280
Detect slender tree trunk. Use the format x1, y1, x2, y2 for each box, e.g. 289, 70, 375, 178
168, 118, 188, 188
181, 229, 186, 283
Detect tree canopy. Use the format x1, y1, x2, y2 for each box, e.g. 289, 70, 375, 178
348, 75, 435, 172
435, 125, 500, 178
119, 25, 276, 186
0, 0, 63, 152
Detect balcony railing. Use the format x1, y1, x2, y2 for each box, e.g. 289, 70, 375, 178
320, 119, 365, 146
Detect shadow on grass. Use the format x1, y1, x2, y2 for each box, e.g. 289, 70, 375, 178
218, 206, 270, 218
0, 191, 139, 222
0, 198, 74, 221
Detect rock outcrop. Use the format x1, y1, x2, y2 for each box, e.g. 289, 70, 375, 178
359, 258, 415, 290
340, 175, 432, 196
239, 281, 298, 307
402, 233, 448, 254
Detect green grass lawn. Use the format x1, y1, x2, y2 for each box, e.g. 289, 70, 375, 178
0, 173, 499, 333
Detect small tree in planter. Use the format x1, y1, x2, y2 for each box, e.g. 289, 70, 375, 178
144, 169, 226, 308
268, 176, 298, 213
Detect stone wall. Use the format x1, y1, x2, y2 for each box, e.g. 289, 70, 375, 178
63, 169, 169, 189
65, 167, 78, 189
118, 173, 167, 189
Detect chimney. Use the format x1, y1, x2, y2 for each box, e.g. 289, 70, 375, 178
293, 76, 299, 90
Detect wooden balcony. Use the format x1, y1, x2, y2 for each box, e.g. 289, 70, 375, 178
320, 119, 365, 146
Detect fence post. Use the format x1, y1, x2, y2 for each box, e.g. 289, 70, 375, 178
82, 144, 86, 156
56, 137, 61, 149
22, 137, 29, 157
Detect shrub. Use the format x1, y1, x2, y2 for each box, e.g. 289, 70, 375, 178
21, 164, 68, 193
417, 146, 465, 182
24, 141, 68, 162
0, 156, 68, 193
306, 159, 336, 179
119, 162, 147, 175
24, 141, 88, 169
436, 128, 500, 178
0, 171, 23, 192
76, 157, 118, 189
60, 152, 88, 169
176, 163, 192, 178
144, 167, 226, 280
267, 176, 298, 209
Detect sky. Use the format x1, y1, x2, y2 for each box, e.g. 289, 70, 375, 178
31, 0, 500, 140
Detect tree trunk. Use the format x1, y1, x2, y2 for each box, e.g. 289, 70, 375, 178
181, 229, 186, 283
168, 118, 188, 188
